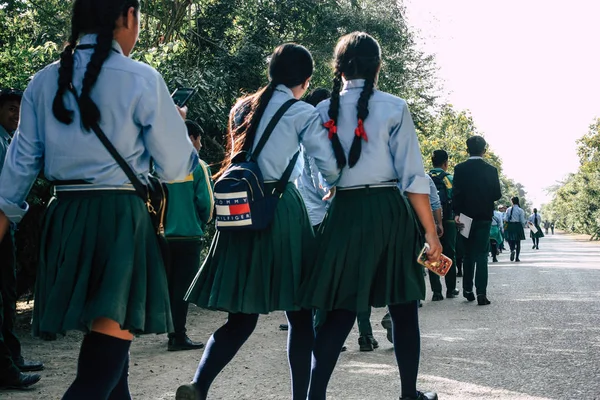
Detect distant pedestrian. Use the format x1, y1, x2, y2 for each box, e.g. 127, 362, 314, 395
453, 136, 502, 306
489, 211, 503, 263
551, 222, 555, 235
504, 197, 527, 262
544, 221, 550, 234
529, 208, 544, 250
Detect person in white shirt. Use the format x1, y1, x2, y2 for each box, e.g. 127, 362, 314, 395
504, 197, 527, 262
528, 208, 544, 250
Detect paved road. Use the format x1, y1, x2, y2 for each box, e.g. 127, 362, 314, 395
9, 231, 600, 399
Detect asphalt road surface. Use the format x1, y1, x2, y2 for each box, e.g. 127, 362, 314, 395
8, 231, 600, 399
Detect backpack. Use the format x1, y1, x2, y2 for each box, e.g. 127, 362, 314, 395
429, 171, 453, 220
214, 99, 299, 231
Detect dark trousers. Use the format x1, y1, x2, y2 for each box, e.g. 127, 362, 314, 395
167, 240, 202, 337
0, 230, 21, 380
462, 220, 491, 296
429, 220, 457, 294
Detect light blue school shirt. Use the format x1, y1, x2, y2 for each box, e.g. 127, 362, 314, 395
237, 85, 339, 184
427, 175, 441, 211
528, 213, 542, 225
505, 205, 527, 226
0, 125, 11, 176
296, 146, 329, 226
0, 34, 198, 223
315, 79, 429, 194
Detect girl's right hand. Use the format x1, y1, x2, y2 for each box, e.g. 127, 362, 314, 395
424, 232, 443, 263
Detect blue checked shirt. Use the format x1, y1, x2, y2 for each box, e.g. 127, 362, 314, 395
0, 34, 198, 223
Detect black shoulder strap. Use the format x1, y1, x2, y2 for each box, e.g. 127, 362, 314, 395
68, 86, 148, 201
274, 150, 300, 196
250, 99, 299, 160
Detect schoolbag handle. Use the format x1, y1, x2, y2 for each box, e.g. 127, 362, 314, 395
249, 99, 299, 161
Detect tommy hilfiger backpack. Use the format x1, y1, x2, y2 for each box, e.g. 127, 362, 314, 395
213, 99, 299, 231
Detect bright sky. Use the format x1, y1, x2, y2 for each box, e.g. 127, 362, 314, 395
404, 0, 600, 207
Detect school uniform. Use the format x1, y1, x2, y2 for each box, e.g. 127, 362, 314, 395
528, 213, 544, 239
0, 34, 199, 336
452, 157, 502, 298
299, 79, 429, 313
504, 206, 527, 241
165, 160, 214, 342
185, 85, 339, 314
428, 168, 458, 297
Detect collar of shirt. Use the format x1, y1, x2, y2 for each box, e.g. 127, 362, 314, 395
78, 34, 124, 55
0, 125, 10, 143
469, 156, 483, 160
274, 84, 294, 97
430, 167, 446, 173
342, 79, 366, 91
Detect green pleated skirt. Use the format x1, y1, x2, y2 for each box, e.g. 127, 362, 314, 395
298, 186, 425, 313
530, 227, 545, 239
185, 183, 314, 314
490, 225, 503, 244
505, 222, 526, 241
33, 191, 173, 336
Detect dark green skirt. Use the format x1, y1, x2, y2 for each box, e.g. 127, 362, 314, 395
185, 183, 314, 314
298, 187, 425, 313
530, 227, 545, 239
33, 191, 173, 336
505, 222, 526, 241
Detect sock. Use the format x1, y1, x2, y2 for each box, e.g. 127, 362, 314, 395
192, 313, 259, 397
286, 309, 315, 400
108, 353, 131, 400
308, 309, 357, 400
389, 302, 420, 399
62, 332, 131, 400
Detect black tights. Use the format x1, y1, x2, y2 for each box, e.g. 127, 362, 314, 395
532, 237, 539, 248
508, 240, 521, 259
308, 303, 420, 400
192, 310, 314, 400
490, 241, 498, 259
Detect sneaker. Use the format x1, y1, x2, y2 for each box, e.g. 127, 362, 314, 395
358, 335, 374, 351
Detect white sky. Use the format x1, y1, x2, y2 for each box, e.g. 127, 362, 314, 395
404, 0, 600, 207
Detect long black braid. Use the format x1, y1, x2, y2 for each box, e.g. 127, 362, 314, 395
349, 75, 375, 167
52, 0, 140, 129
327, 68, 347, 169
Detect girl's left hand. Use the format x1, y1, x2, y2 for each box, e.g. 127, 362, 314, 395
323, 187, 336, 201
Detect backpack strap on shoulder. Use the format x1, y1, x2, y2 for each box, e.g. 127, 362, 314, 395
250, 99, 299, 161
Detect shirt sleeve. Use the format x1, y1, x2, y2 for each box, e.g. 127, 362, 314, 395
0, 87, 44, 223
193, 161, 214, 225
428, 176, 441, 211
452, 167, 464, 216
135, 71, 198, 181
298, 106, 340, 185
389, 101, 429, 194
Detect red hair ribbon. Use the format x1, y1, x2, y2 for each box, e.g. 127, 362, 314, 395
324, 119, 337, 140
355, 119, 368, 142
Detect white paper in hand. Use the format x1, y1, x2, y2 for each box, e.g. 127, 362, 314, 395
459, 213, 473, 239
529, 222, 538, 234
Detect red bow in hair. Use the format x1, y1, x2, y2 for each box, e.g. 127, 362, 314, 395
355, 119, 368, 142
324, 119, 337, 140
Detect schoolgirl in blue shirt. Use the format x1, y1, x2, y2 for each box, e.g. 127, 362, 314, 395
298, 32, 441, 400
177, 44, 340, 400
0, 0, 198, 397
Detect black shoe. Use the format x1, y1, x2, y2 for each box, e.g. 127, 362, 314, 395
456, 270, 463, 277
16, 359, 44, 372
168, 335, 205, 352
175, 384, 204, 400
464, 291, 475, 302
515, 258, 521, 262
446, 289, 459, 298
532, 245, 536, 249
536, 246, 539, 250
278, 323, 288, 331
492, 257, 498, 263
510, 251, 515, 261
432, 292, 444, 301
0, 373, 41, 390
400, 390, 438, 400
418, 300, 423, 308
358, 335, 374, 352
381, 316, 393, 344
477, 295, 491, 306
367, 334, 379, 349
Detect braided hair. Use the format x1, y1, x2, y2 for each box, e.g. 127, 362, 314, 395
327, 32, 381, 168
52, 0, 140, 129
217, 43, 314, 178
